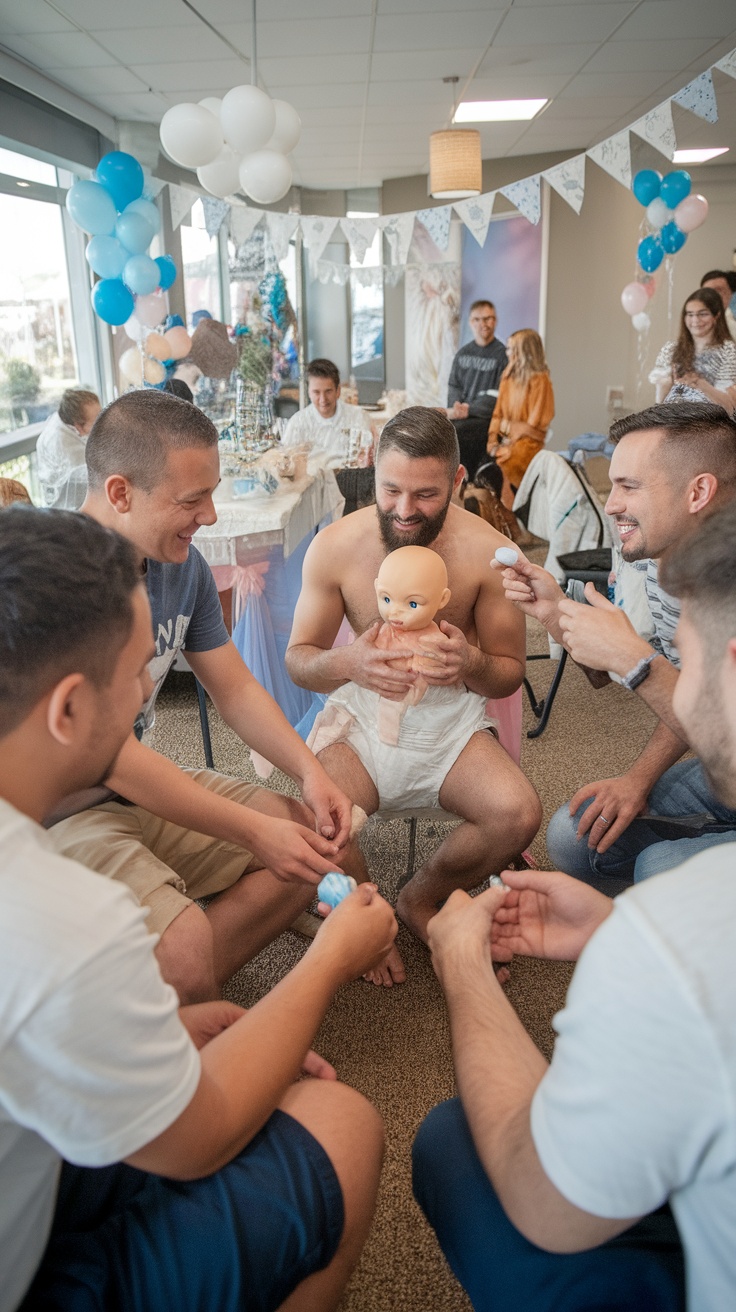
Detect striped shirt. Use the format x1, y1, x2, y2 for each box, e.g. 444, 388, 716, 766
645, 559, 681, 667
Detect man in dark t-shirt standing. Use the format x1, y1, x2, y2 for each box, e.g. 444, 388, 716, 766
446, 300, 507, 480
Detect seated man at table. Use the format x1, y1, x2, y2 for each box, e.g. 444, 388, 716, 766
46, 389, 356, 1005
282, 358, 373, 467
286, 406, 542, 986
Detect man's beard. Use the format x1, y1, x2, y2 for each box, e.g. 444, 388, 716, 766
687, 683, 736, 811
377, 498, 451, 552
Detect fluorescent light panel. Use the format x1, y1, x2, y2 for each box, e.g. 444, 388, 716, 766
672, 147, 729, 164
454, 99, 547, 123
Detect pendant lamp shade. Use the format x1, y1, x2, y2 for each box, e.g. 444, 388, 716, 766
429, 129, 482, 199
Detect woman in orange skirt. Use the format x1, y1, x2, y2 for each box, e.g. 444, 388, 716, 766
487, 329, 554, 507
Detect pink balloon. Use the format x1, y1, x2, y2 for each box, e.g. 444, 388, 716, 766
146, 332, 171, 361
674, 193, 708, 234
621, 281, 649, 316
163, 326, 192, 359
134, 291, 166, 328
644, 279, 656, 300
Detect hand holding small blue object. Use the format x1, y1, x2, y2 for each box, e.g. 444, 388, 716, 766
317, 872, 358, 908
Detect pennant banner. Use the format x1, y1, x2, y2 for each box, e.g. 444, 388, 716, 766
300, 215, 338, 263
340, 216, 377, 264
168, 183, 199, 230
673, 69, 718, 123
631, 99, 676, 160
416, 206, 452, 251
266, 212, 299, 262
500, 174, 541, 225
588, 130, 632, 189
381, 212, 416, 265
715, 48, 736, 80
543, 154, 586, 214
202, 196, 229, 237
229, 205, 263, 248
315, 260, 350, 286
453, 194, 495, 248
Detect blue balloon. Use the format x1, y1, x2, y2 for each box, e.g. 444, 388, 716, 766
659, 170, 691, 209
123, 254, 160, 295
155, 254, 177, 290
115, 210, 155, 255
164, 314, 185, 330
632, 169, 661, 207
85, 235, 127, 280
91, 278, 135, 326
637, 235, 664, 274
66, 179, 116, 235
660, 221, 686, 254
95, 151, 144, 212
124, 197, 160, 232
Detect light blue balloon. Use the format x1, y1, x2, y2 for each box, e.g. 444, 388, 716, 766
124, 197, 160, 232
123, 254, 160, 295
632, 169, 661, 207
91, 278, 135, 325
637, 234, 664, 274
660, 221, 686, 255
85, 235, 127, 279
95, 151, 144, 211
66, 179, 116, 235
115, 210, 155, 255
659, 170, 691, 209
155, 254, 177, 290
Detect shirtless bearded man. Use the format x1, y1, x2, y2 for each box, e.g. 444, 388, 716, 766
286, 407, 541, 984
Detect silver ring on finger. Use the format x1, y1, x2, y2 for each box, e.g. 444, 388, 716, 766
598, 815, 610, 825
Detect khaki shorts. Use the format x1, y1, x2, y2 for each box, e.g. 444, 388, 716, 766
46, 769, 262, 936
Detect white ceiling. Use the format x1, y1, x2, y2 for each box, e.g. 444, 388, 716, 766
1, 0, 736, 190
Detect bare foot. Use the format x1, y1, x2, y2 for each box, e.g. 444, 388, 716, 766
363, 942, 406, 987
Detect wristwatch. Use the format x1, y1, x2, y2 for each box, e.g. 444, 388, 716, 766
621, 652, 657, 691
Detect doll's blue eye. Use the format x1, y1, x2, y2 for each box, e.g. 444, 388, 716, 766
383, 596, 390, 604
409, 600, 418, 608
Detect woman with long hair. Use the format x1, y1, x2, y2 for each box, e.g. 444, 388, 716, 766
486, 328, 554, 507
652, 287, 736, 409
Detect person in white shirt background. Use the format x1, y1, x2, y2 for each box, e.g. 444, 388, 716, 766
281, 358, 373, 468
35, 386, 100, 508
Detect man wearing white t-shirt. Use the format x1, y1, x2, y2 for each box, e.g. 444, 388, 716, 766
414, 498, 736, 1311
282, 358, 373, 467
0, 507, 396, 1312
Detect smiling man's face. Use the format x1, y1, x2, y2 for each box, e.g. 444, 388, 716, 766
605, 429, 695, 562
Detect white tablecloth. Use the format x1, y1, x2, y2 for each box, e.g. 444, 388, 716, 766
194, 465, 344, 566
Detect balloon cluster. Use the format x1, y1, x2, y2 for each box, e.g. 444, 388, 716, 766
159, 89, 301, 205
621, 169, 709, 333
119, 320, 192, 389
66, 151, 178, 327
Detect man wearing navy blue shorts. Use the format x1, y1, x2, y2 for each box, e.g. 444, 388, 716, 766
0, 507, 396, 1312
414, 499, 736, 1311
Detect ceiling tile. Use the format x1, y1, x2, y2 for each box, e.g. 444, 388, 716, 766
132, 59, 248, 92
374, 11, 500, 51
0, 0, 76, 35
494, 4, 637, 46
559, 70, 674, 98
268, 82, 367, 108
59, 0, 200, 29
203, 0, 372, 18
586, 37, 717, 73
475, 42, 598, 76
370, 50, 479, 80
90, 91, 171, 118
259, 53, 369, 84
613, 0, 736, 41
93, 26, 233, 65
461, 74, 568, 98
220, 17, 372, 57
0, 30, 118, 69
377, 0, 504, 11
44, 64, 149, 93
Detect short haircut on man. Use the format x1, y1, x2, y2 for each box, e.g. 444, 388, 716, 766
86, 389, 218, 493
609, 402, 736, 500
377, 406, 460, 479
0, 506, 140, 737
661, 498, 736, 662
57, 387, 100, 428
469, 300, 495, 315
306, 358, 340, 388
700, 269, 736, 294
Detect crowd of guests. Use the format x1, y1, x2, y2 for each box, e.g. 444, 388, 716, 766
2, 274, 736, 1310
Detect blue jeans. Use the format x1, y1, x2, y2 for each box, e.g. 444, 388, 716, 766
546, 759, 736, 895
413, 1099, 685, 1312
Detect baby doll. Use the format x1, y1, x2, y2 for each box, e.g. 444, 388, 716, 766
373, 546, 451, 745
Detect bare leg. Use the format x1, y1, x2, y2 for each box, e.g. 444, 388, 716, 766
397, 730, 542, 943
316, 743, 406, 987
276, 1080, 384, 1312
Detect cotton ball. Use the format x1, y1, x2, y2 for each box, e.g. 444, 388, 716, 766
494, 547, 519, 567
317, 873, 358, 908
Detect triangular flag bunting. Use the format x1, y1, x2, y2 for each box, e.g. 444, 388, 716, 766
416, 206, 452, 251
380, 212, 416, 265
588, 130, 631, 189
202, 196, 229, 237
673, 69, 718, 123
168, 183, 199, 230
340, 216, 377, 264
229, 205, 263, 248
715, 48, 736, 80
543, 154, 586, 215
631, 99, 676, 160
300, 215, 338, 263
500, 174, 541, 225
453, 194, 495, 248
265, 212, 299, 262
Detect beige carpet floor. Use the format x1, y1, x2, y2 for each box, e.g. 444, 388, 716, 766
150, 615, 658, 1312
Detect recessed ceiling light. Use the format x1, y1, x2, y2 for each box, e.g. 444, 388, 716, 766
16, 180, 30, 187
672, 147, 729, 164
454, 99, 548, 123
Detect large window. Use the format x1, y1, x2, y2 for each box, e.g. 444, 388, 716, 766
181, 199, 222, 325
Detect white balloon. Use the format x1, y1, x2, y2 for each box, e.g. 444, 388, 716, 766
265, 99, 302, 155
239, 150, 293, 204
199, 97, 223, 117
123, 314, 149, 344
646, 197, 672, 230
632, 311, 651, 333
160, 103, 223, 169
197, 146, 242, 199
220, 85, 276, 156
